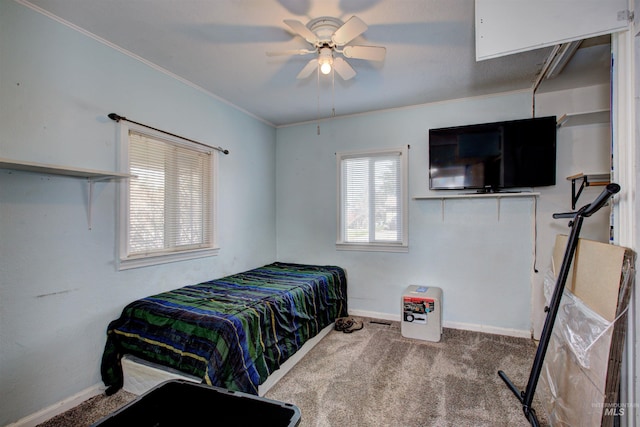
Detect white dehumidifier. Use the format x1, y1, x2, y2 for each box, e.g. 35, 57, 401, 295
401, 285, 442, 342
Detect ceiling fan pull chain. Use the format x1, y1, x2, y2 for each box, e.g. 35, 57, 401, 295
331, 66, 335, 118
317, 65, 321, 135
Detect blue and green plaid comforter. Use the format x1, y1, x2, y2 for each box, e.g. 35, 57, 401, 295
101, 262, 347, 395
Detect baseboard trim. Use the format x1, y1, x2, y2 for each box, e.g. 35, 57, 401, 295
349, 309, 398, 323
349, 309, 532, 339
7, 383, 104, 427
443, 320, 532, 339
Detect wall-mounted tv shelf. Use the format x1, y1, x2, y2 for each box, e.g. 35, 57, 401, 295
0, 157, 133, 229
566, 173, 610, 209
413, 192, 540, 221
413, 192, 540, 201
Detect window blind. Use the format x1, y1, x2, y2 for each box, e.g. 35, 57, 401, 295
128, 131, 213, 256
341, 151, 402, 243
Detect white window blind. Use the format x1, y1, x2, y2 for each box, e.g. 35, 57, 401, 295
337, 147, 408, 251
124, 130, 214, 262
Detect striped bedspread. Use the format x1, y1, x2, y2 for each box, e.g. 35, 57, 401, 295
101, 262, 347, 395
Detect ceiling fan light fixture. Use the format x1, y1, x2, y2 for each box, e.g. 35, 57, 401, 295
274, 15, 385, 81
318, 47, 333, 75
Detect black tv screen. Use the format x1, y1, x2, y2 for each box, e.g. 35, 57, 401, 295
428, 116, 557, 191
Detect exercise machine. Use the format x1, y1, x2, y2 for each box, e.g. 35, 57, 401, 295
499, 183, 621, 426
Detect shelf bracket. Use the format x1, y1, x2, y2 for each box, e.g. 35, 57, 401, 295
570, 176, 586, 210
87, 176, 119, 230
567, 174, 610, 209
0, 157, 133, 230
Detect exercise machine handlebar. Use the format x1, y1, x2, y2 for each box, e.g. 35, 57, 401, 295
553, 183, 620, 219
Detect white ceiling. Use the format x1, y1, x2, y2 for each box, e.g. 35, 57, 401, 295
23, 0, 611, 127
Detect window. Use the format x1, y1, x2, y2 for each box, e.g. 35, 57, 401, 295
118, 123, 217, 269
337, 146, 408, 252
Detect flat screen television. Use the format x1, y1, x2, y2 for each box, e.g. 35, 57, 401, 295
428, 116, 557, 192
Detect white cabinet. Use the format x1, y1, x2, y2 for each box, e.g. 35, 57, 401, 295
475, 0, 630, 60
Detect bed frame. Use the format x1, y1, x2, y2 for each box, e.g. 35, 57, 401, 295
120, 323, 334, 396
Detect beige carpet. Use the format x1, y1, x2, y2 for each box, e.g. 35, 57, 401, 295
265, 319, 546, 427
38, 319, 547, 426
37, 389, 136, 427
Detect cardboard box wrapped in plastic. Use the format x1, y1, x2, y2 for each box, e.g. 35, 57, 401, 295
539, 235, 635, 427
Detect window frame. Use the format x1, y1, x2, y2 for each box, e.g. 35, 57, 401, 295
336, 146, 409, 253
117, 122, 218, 270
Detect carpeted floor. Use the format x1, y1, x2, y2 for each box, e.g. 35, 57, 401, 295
265, 319, 547, 426
38, 319, 547, 426
37, 389, 136, 427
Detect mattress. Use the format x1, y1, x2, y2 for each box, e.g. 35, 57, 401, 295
101, 262, 347, 395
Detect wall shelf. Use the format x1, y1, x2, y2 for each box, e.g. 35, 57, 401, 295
566, 173, 610, 209
0, 157, 132, 179
413, 192, 540, 221
556, 109, 610, 128
0, 157, 134, 229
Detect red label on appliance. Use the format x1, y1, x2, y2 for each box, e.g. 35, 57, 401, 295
403, 297, 435, 314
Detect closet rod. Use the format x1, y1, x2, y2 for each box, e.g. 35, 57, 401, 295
108, 113, 229, 155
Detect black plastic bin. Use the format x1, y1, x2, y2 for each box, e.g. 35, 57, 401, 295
92, 380, 301, 426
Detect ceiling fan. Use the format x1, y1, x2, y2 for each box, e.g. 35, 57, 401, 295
267, 16, 386, 81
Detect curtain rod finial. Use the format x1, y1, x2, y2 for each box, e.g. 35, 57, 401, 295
108, 113, 123, 122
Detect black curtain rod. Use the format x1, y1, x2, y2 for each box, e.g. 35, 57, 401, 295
108, 113, 229, 155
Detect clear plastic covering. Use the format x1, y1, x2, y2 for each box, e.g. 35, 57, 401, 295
539, 253, 635, 427
542, 270, 614, 370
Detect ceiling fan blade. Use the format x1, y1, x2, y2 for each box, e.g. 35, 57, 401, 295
296, 59, 318, 79
333, 57, 356, 80
266, 49, 316, 57
331, 16, 368, 46
284, 19, 319, 45
342, 45, 386, 61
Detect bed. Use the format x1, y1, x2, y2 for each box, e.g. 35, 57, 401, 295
101, 262, 347, 396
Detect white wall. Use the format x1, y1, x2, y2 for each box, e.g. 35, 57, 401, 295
532, 83, 612, 337
276, 85, 612, 337
276, 93, 536, 334
0, 2, 276, 425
